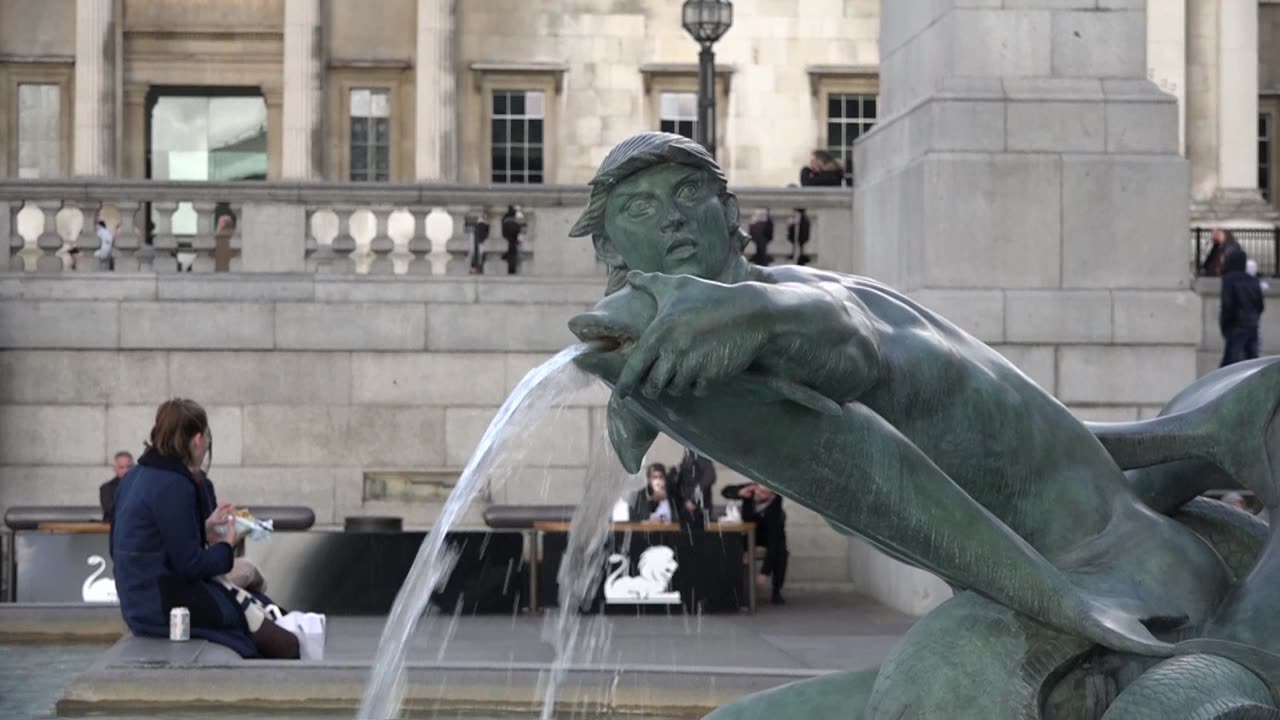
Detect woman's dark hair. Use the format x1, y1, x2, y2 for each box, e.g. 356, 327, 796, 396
647, 463, 667, 478
148, 399, 208, 466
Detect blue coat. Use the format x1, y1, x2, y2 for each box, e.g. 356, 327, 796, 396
109, 450, 258, 657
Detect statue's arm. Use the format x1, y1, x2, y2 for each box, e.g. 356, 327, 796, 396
747, 279, 881, 403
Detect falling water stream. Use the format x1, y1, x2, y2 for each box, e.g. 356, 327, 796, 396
357, 344, 619, 720
538, 435, 639, 719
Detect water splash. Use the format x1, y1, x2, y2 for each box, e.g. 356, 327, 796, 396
539, 429, 640, 719
357, 344, 597, 720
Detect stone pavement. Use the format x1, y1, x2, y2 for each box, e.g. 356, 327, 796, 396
47, 590, 915, 717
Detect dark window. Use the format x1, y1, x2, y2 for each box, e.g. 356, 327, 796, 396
1261, 113, 1272, 203
350, 88, 390, 182
826, 92, 878, 185
658, 92, 697, 141
491, 90, 546, 184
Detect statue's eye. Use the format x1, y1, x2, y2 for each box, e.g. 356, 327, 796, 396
624, 198, 655, 218
674, 180, 701, 203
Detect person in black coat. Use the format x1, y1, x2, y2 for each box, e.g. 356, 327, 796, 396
99, 450, 135, 523
1202, 227, 1242, 277
722, 482, 788, 604
1220, 246, 1265, 367
501, 206, 523, 275
671, 450, 716, 524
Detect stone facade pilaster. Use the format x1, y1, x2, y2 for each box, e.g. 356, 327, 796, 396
73, 0, 115, 176
282, 0, 322, 179
415, 0, 455, 181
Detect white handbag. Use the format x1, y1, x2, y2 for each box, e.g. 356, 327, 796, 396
275, 611, 327, 661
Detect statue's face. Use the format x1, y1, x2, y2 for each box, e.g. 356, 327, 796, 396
602, 164, 737, 279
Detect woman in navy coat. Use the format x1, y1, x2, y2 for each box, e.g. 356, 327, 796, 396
110, 399, 299, 658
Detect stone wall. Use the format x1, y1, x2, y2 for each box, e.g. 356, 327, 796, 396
0, 273, 854, 587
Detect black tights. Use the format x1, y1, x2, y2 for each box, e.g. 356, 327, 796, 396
252, 620, 300, 659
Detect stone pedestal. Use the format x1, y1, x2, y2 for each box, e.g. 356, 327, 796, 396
73, 0, 115, 176
852, 1, 1199, 616
414, 0, 455, 181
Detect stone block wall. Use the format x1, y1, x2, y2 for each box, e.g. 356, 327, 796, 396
0, 273, 854, 587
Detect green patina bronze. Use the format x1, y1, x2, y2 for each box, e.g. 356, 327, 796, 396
565, 132, 1280, 719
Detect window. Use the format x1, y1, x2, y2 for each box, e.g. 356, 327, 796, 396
149, 90, 267, 235
17, 83, 60, 178
659, 92, 698, 140
490, 89, 545, 184
350, 88, 390, 182
1261, 113, 1272, 203
827, 93, 877, 185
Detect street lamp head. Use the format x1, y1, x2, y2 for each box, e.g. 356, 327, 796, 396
682, 0, 733, 45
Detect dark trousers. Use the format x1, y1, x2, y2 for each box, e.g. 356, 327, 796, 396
1221, 326, 1261, 367
505, 241, 520, 274
756, 525, 788, 593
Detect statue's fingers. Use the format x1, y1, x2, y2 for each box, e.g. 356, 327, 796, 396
616, 333, 662, 399
668, 358, 702, 397
642, 352, 678, 399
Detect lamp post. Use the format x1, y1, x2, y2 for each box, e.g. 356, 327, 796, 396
681, 0, 733, 159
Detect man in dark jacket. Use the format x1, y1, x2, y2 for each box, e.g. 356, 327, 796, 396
722, 482, 788, 604
672, 449, 716, 523
1220, 246, 1265, 367
99, 450, 135, 523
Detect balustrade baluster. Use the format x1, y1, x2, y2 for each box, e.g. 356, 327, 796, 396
306, 208, 334, 273
368, 206, 395, 276
190, 200, 217, 273
443, 207, 469, 275
35, 201, 65, 274
224, 202, 243, 272
75, 202, 103, 272
424, 207, 454, 276
113, 201, 141, 272
406, 206, 432, 275
8, 201, 27, 271
332, 205, 358, 274
151, 200, 179, 273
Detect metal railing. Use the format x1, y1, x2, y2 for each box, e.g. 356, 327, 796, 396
1192, 226, 1280, 277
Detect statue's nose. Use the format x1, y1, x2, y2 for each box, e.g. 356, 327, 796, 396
660, 208, 686, 233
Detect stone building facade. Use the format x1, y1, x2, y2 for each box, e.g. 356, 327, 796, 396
0, 0, 880, 187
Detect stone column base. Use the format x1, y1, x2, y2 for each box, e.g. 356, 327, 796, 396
1191, 189, 1280, 224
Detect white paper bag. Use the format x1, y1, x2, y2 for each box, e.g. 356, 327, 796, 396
276, 611, 327, 661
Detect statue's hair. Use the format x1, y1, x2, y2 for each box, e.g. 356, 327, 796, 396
569, 132, 749, 294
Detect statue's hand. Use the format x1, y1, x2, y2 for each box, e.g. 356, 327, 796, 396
616, 271, 770, 400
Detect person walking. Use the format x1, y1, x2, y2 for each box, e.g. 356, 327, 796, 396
1220, 247, 1265, 367
501, 206, 523, 275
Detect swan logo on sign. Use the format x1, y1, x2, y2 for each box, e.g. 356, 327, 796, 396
82, 555, 119, 604
604, 546, 680, 604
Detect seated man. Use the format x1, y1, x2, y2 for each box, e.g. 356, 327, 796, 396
629, 463, 677, 523
100, 450, 135, 523
722, 483, 787, 604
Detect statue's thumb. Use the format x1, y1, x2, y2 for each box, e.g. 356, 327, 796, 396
627, 271, 673, 303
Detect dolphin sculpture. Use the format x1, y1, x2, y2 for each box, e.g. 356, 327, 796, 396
569, 283, 1280, 718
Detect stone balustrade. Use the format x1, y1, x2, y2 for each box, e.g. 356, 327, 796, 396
1, 180, 855, 277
